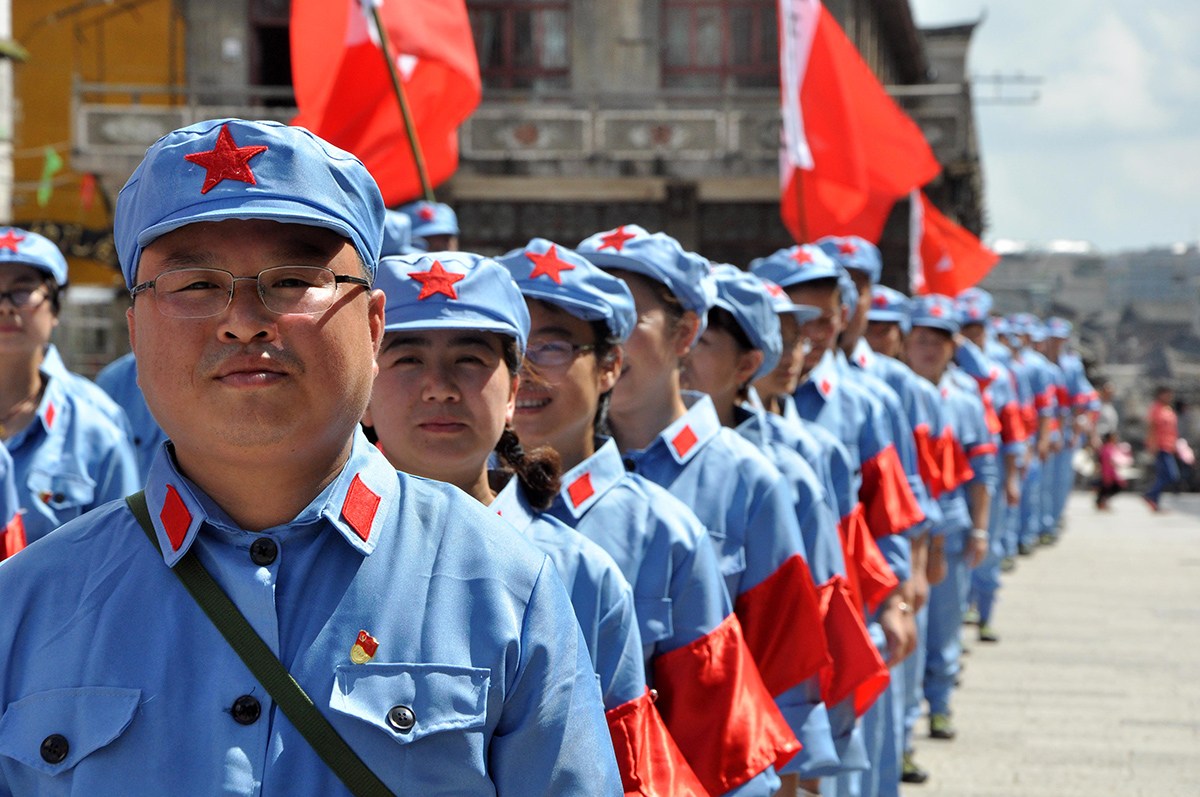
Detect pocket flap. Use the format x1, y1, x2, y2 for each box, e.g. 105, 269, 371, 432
633, 596, 674, 644
330, 663, 489, 745
0, 687, 141, 775
27, 469, 96, 511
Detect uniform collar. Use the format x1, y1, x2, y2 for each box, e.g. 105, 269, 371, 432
798, 349, 839, 403
142, 431, 393, 567
557, 438, 627, 519
10, 355, 70, 445
491, 472, 535, 533
849, 338, 876, 371
733, 403, 765, 446
653, 392, 722, 466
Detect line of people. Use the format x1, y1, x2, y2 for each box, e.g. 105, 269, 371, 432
0, 118, 1100, 796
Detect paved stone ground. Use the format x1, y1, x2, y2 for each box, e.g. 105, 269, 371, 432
901, 490, 1200, 797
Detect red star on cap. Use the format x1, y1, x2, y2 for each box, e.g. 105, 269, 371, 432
790, 248, 813, 266
183, 123, 269, 194
930, 304, 944, 317
527, 245, 576, 284
408, 260, 465, 300
600, 225, 636, 252
0, 230, 25, 252
763, 281, 784, 298
872, 294, 888, 307
838, 241, 858, 255
418, 204, 436, 221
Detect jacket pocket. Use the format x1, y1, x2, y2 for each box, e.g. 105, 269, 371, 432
633, 596, 674, 645
26, 469, 96, 514
329, 662, 489, 745
0, 687, 141, 775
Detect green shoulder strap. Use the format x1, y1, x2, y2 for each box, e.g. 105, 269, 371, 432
126, 491, 395, 797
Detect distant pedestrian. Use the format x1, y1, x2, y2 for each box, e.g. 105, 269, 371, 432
1092, 379, 1119, 445
1095, 432, 1128, 511
1142, 386, 1179, 511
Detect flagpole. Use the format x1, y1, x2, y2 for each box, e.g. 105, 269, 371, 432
369, 3, 436, 203
794, 168, 810, 243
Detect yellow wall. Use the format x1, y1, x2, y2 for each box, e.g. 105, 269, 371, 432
12, 0, 184, 285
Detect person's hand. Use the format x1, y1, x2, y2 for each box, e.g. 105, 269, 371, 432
1037, 435, 1052, 461
906, 570, 929, 612
879, 597, 916, 665
927, 542, 947, 585
1005, 473, 1021, 507
966, 533, 988, 569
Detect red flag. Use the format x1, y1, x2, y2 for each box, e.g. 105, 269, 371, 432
910, 191, 1000, 295
291, 0, 481, 205
79, 173, 97, 211
779, 2, 940, 242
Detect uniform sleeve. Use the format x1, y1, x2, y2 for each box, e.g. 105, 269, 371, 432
961, 395, 999, 489
857, 397, 925, 539
490, 557, 624, 796
0, 451, 23, 562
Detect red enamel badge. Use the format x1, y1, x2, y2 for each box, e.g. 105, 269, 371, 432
527, 245, 576, 284
350, 630, 379, 664
408, 260, 465, 301
342, 474, 381, 542
183, 124, 269, 194
671, 425, 698, 458
567, 473, 595, 507
159, 484, 192, 552
600, 225, 636, 252
0, 230, 25, 252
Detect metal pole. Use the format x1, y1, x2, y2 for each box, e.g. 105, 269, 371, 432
369, 3, 435, 203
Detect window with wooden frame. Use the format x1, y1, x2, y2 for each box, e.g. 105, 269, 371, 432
467, 0, 570, 90
662, 0, 779, 90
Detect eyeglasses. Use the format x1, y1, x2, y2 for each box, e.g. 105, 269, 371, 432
0, 286, 50, 309
129, 266, 371, 319
524, 340, 596, 370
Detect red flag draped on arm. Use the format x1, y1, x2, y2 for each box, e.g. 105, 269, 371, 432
291, 0, 481, 205
778, 0, 940, 243
910, 191, 1001, 295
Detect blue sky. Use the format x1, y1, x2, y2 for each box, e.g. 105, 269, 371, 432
910, 1, 1200, 252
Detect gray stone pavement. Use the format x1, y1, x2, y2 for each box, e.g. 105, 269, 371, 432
901, 490, 1200, 797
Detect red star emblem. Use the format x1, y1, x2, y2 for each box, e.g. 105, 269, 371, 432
838, 241, 858, 255
183, 123, 269, 194
527, 245, 576, 284
930, 305, 944, 317
790, 248, 813, 266
408, 260, 465, 300
872, 294, 888, 307
418, 204, 436, 221
0, 230, 25, 252
600, 225, 637, 252
763, 281, 785, 298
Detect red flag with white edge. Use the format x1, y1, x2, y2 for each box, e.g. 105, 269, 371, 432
291, 0, 481, 205
910, 191, 1000, 295
779, 2, 940, 243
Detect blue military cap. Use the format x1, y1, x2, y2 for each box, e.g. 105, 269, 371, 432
1010, 312, 1047, 342
374, 252, 529, 352
115, 118, 386, 289
399, 200, 460, 243
909, 294, 962, 335
1046, 316, 1073, 339
576, 225, 715, 345
381, 209, 423, 257
710, 264, 782, 380
496, 238, 636, 343
0, 227, 68, 286
867, 285, 912, 333
816, 235, 882, 285
760, 277, 821, 325
956, 287, 993, 317
748, 243, 841, 290
838, 268, 859, 315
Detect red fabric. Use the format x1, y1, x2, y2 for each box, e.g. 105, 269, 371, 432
1034, 386, 1056, 411
1055, 385, 1071, 410
780, 6, 939, 242
2, 514, 25, 561
913, 424, 943, 499
859, 444, 924, 538
968, 442, 998, 458
912, 192, 1000, 295
734, 554, 831, 696
606, 689, 707, 797
980, 391, 1002, 436
291, 0, 481, 205
838, 504, 899, 615
999, 402, 1027, 444
816, 575, 890, 716
654, 613, 801, 795
1146, 401, 1179, 453
1021, 405, 1037, 433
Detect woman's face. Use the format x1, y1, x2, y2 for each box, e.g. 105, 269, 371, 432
607, 271, 696, 416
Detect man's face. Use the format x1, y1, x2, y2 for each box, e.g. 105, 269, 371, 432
129, 219, 384, 470
0, 264, 57, 357
960, 321, 986, 349
842, 271, 872, 350
905, 325, 954, 383
785, 282, 842, 374
754, 313, 807, 398
865, 320, 902, 359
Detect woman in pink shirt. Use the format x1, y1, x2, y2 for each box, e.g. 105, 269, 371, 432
1143, 386, 1179, 511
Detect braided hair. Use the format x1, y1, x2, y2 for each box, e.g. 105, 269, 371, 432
494, 337, 563, 510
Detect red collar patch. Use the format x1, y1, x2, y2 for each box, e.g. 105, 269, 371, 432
43, 402, 55, 430
600, 226, 636, 252
408, 260, 465, 300
819, 378, 832, 396
183, 123, 269, 195
527, 245, 576, 284
566, 472, 595, 508
0, 230, 25, 252
341, 474, 380, 543
159, 484, 192, 552
671, 425, 698, 458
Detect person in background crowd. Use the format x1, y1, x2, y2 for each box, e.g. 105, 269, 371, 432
398, 199, 459, 251
0, 226, 139, 543
0, 118, 618, 794
1093, 379, 1119, 443
1142, 385, 1179, 512
1096, 431, 1128, 511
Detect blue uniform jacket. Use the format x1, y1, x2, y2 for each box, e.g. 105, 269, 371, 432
0, 434, 620, 796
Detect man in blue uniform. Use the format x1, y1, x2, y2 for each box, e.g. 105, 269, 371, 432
397, 199, 459, 251
0, 119, 619, 795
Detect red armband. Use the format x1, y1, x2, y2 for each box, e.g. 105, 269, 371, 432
817, 575, 890, 716
859, 444, 924, 537
838, 504, 899, 615
2, 514, 25, 562
735, 553, 830, 696
913, 424, 943, 499
999, 403, 1026, 444
607, 689, 707, 797
654, 613, 801, 795
981, 392, 1002, 436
